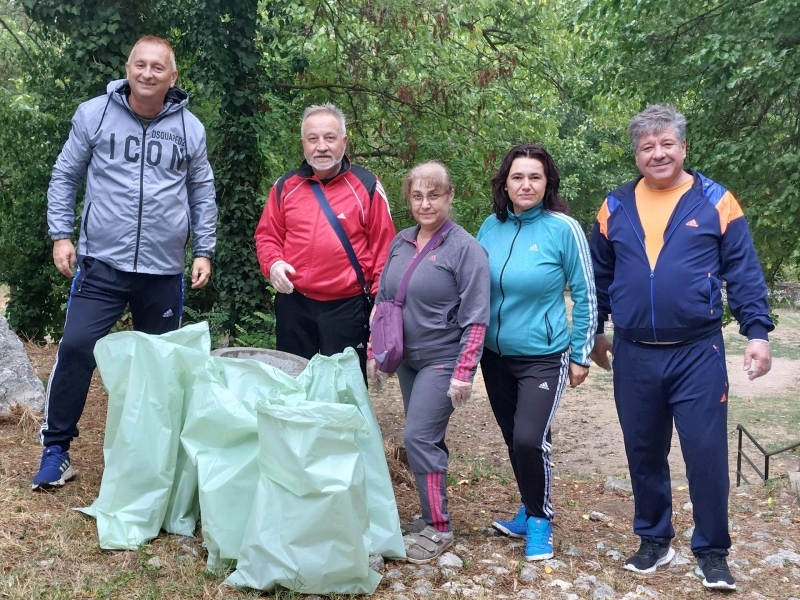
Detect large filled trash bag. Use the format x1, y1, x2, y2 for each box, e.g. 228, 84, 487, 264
180, 356, 283, 572
225, 350, 385, 593
77, 323, 209, 549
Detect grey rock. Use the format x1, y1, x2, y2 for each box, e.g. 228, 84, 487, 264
410, 564, 437, 578
590, 511, 611, 522
454, 543, 470, 554
792, 567, 800, 580
574, 574, 598, 589
516, 591, 539, 599
565, 545, 582, 557
37, 559, 55, 568
472, 574, 497, 587
565, 595, 580, 600
763, 550, 800, 567
549, 579, 572, 590
412, 579, 434, 594
488, 566, 510, 575
752, 531, 776, 540
596, 541, 607, 549
368, 554, 384, 573
440, 567, 457, 579
789, 472, 800, 502
682, 502, 693, 511
391, 595, 412, 600
384, 568, 404, 580
604, 476, 633, 495
671, 553, 691, 566
146, 557, 163, 568
681, 526, 694, 539
390, 582, 407, 592
606, 549, 625, 561
593, 585, 616, 599
541, 558, 567, 569
437, 552, 463, 569
0, 314, 45, 414
634, 585, 659, 598
519, 565, 538, 583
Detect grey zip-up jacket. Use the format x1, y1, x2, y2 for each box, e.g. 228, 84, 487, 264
47, 79, 217, 275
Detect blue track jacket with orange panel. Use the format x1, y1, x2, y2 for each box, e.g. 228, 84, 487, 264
590, 170, 773, 343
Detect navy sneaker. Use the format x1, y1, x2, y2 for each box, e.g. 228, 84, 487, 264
492, 505, 528, 538
696, 554, 736, 591
624, 538, 675, 574
32, 445, 75, 491
525, 517, 554, 561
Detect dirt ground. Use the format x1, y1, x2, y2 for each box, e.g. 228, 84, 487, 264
1, 313, 798, 599
372, 321, 800, 482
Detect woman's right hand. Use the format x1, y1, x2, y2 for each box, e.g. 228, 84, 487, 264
367, 358, 388, 391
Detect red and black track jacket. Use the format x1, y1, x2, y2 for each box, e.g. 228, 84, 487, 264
255, 156, 395, 301
590, 170, 773, 343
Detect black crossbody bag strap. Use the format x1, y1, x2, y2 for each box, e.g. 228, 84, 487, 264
309, 180, 371, 297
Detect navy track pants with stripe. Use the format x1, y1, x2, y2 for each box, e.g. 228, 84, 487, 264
613, 331, 731, 557
41, 257, 183, 450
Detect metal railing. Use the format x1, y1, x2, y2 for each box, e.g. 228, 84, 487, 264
736, 424, 800, 486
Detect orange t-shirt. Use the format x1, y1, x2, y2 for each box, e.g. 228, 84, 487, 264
635, 178, 693, 269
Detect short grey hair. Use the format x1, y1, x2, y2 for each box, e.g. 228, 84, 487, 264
628, 104, 686, 152
127, 35, 177, 72
301, 103, 346, 137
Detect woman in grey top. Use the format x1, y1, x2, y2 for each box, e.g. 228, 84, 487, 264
367, 162, 490, 564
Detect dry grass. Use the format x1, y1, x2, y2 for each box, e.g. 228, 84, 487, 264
1, 343, 798, 599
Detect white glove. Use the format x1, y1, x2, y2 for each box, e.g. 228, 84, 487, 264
447, 378, 472, 408
367, 358, 388, 391
269, 260, 296, 294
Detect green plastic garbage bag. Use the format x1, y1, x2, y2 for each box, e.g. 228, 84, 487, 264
225, 355, 381, 593
180, 356, 296, 572
77, 323, 209, 549
297, 351, 406, 560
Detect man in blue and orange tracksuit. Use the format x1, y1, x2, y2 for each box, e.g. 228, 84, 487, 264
589, 105, 773, 592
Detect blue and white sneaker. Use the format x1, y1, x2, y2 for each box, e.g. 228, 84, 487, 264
492, 505, 528, 538
525, 517, 554, 561
32, 445, 75, 491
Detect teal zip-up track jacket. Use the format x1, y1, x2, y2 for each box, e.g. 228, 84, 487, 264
477, 203, 597, 365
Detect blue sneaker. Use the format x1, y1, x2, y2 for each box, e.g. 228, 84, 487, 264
32, 445, 75, 491
525, 517, 554, 561
492, 505, 527, 538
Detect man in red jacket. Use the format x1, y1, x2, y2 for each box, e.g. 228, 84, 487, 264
254, 103, 395, 377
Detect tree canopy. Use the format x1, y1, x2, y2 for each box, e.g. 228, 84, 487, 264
0, 0, 795, 340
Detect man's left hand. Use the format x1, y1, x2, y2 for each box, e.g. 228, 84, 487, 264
743, 339, 772, 381
569, 362, 589, 388
191, 257, 212, 289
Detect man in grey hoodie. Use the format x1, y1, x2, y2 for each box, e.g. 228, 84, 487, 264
34, 35, 217, 490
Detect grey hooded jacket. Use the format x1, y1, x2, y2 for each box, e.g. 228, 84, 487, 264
47, 79, 217, 275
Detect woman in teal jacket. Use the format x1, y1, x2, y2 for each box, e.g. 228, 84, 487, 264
477, 144, 597, 561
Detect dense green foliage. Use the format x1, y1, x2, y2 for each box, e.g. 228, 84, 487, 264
578, 0, 800, 282
0, 0, 796, 340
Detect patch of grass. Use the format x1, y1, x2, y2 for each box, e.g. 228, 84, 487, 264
728, 394, 800, 452
450, 457, 511, 484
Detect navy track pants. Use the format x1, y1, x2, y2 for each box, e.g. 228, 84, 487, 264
41, 258, 183, 449
613, 331, 731, 557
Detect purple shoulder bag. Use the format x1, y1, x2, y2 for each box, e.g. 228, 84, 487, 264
371, 220, 454, 374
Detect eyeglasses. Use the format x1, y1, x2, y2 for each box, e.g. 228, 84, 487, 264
410, 191, 449, 204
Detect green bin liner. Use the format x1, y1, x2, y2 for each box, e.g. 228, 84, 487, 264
180, 355, 296, 571
225, 350, 384, 593
77, 323, 209, 548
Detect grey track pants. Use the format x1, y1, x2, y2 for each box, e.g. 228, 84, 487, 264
397, 356, 457, 533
